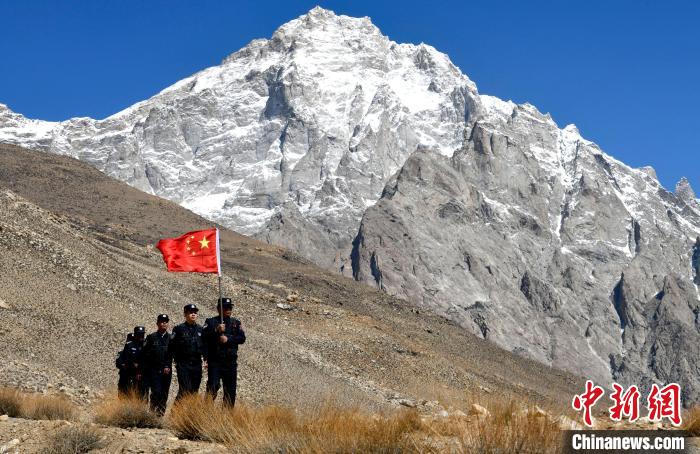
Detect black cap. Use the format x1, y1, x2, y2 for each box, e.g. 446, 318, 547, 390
183, 303, 199, 313
126, 333, 134, 342
218, 297, 233, 309
157, 314, 170, 323
133, 326, 146, 335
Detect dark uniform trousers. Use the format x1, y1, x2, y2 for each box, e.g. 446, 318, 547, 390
203, 316, 246, 407
147, 370, 172, 414
206, 362, 238, 406
175, 360, 202, 401
117, 371, 130, 397
142, 331, 172, 415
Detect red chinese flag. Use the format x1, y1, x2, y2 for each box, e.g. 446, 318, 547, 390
156, 228, 220, 274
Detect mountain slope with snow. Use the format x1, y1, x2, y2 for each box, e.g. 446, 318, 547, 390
0, 7, 475, 270
1, 7, 699, 403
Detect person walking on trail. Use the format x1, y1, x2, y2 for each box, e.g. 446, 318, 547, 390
170, 304, 205, 401
142, 313, 172, 415
203, 297, 246, 407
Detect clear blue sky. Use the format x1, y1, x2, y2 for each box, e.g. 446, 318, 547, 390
1, 1, 698, 193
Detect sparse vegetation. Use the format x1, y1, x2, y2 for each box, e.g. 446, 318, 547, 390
0, 387, 23, 417
685, 406, 700, 436
168, 395, 423, 452
165, 395, 572, 453
22, 394, 77, 421
94, 393, 161, 428
459, 402, 561, 453
0, 387, 76, 420
40, 424, 106, 454
5, 383, 693, 453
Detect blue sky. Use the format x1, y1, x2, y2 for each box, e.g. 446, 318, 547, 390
1, 1, 698, 192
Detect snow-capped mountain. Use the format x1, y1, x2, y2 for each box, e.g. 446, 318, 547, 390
2, 7, 700, 403
0, 6, 475, 270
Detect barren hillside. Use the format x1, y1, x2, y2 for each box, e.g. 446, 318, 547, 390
0, 143, 581, 412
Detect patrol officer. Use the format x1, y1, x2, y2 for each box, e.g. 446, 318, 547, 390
120, 326, 147, 398
203, 297, 246, 407
142, 314, 172, 415
170, 304, 205, 401
115, 333, 134, 397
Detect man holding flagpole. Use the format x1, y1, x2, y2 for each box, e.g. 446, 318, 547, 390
203, 297, 246, 407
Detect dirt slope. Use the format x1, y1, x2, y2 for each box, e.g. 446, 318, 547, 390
0, 143, 582, 412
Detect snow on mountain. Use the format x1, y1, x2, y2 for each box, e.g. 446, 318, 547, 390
0, 7, 474, 250
2, 6, 700, 403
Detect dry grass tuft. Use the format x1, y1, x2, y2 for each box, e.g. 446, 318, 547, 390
40, 424, 106, 454
424, 400, 562, 453
684, 406, 700, 437
22, 393, 77, 421
168, 395, 423, 453
0, 387, 77, 421
94, 394, 161, 428
463, 402, 561, 453
0, 387, 23, 417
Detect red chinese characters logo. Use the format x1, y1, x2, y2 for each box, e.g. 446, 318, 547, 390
572, 380, 605, 427
608, 383, 640, 423
647, 383, 682, 426
572, 381, 682, 427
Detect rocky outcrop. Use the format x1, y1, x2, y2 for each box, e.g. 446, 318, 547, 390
351, 98, 700, 404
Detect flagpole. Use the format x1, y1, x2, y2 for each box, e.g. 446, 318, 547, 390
216, 228, 223, 324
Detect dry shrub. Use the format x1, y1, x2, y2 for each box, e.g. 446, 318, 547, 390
304, 405, 423, 453
168, 394, 570, 452
468, 405, 561, 453
40, 424, 106, 454
424, 400, 562, 454
94, 394, 160, 428
685, 406, 700, 437
0, 387, 23, 417
168, 396, 423, 453
22, 393, 77, 421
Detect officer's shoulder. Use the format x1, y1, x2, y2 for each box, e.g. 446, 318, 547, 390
172, 323, 185, 332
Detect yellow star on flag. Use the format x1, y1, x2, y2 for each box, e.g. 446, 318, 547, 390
199, 236, 210, 249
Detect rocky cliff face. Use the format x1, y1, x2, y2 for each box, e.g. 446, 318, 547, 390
1, 7, 699, 403
352, 98, 700, 403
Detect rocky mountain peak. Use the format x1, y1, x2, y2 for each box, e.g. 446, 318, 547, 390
675, 177, 696, 203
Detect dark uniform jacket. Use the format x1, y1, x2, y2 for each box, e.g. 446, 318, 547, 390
115, 341, 132, 370
142, 331, 172, 372
170, 322, 205, 365
120, 340, 145, 373
202, 316, 246, 365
